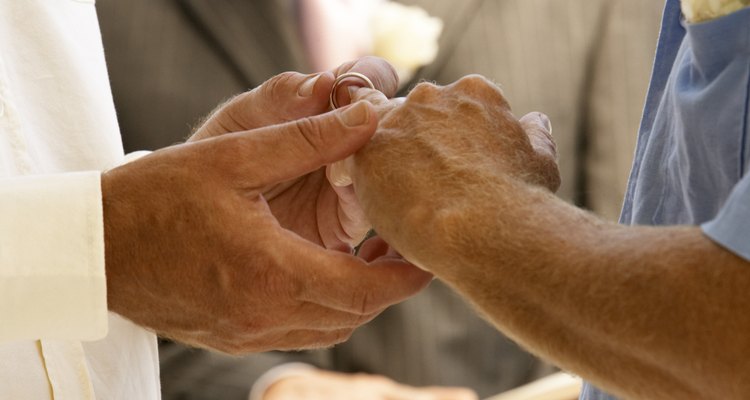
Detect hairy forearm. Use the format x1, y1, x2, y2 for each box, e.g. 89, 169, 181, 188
445, 185, 750, 399
355, 155, 750, 399
348, 78, 750, 398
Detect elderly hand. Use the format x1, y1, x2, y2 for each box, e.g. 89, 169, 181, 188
191, 57, 399, 251
343, 75, 559, 272
263, 369, 478, 400
101, 58, 431, 354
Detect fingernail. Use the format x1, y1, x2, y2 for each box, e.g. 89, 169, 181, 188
329, 158, 353, 187
339, 102, 369, 127
538, 113, 552, 135
348, 86, 360, 101
298, 74, 321, 97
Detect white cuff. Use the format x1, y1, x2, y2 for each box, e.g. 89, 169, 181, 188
0, 171, 107, 341
121, 150, 152, 165
248, 363, 317, 400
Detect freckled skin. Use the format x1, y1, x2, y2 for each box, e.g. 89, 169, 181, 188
347, 76, 750, 400
102, 58, 431, 355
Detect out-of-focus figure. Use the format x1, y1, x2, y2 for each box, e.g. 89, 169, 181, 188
404, 0, 663, 221
97, 0, 661, 399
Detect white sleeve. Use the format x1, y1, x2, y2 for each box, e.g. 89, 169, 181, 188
0, 171, 107, 341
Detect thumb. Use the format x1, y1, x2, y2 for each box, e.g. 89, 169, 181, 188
214, 101, 378, 188
191, 71, 337, 141
519, 112, 561, 192
519, 112, 556, 161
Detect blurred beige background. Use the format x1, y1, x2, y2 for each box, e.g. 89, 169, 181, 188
97, 1, 663, 399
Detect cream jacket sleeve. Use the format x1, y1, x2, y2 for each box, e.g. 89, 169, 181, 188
0, 172, 107, 341
0, 2, 161, 398
0, 1, 127, 341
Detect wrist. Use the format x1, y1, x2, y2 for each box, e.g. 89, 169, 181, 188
101, 151, 152, 317
101, 168, 125, 316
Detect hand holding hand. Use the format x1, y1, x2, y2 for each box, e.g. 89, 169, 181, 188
101, 58, 431, 354
191, 56, 400, 251
344, 75, 560, 272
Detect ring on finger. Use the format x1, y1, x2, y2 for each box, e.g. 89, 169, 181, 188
329, 72, 376, 110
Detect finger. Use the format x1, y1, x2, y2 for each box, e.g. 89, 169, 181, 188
333, 183, 371, 243
357, 235, 388, 261
314, 183, 370, 250
281, 301, 380, 330
350, 87, 405, 118
519, 112, 561, 192
213, 101, 378, 188
288, 237, 433, 314
326, 87, 399, 191
267, 328, 355, 351
332, 56, 400, 108
350, 86, 390, 106
519, 112, 556, 160
193, 71, 337, 139
327, 155, 355, 187
211, 328, 355, 354
446, 74, 511, 111
357, 236, 401, 262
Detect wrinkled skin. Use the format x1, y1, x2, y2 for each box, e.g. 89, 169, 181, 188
343, 75, 750, 400
338, 75, 559, 271
102, 57, 431, 354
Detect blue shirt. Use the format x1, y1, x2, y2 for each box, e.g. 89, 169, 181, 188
581, 1, 750, 399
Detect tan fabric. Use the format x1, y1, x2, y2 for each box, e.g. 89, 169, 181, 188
0, 1, 159, 399
681, 0, 750, 22
97, 1, 662, 399
405, 0, 663, 221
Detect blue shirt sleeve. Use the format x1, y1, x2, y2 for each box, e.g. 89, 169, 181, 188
583, 2, 749, 400
702, 175, 750, 261
698, 4, 750, 262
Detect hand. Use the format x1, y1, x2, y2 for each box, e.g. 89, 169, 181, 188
344, 75, 559, 271
192, 57, 400, 251
264, 369, 478, 400
101, 69, 431, 353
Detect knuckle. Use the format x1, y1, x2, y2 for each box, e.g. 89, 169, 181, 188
209, 92, 254, 132
260, 71, 302, 104
456, 97, 489, 117
292, 116, 327, 161
351, 289, 381, 316
452, 75, 490, 94
453, 74, 490, 89
224, 90, 254, 114
451, 75, 510, 108
406, 82, 439, 103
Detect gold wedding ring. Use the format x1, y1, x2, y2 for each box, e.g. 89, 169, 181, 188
329, 72, 375, 110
